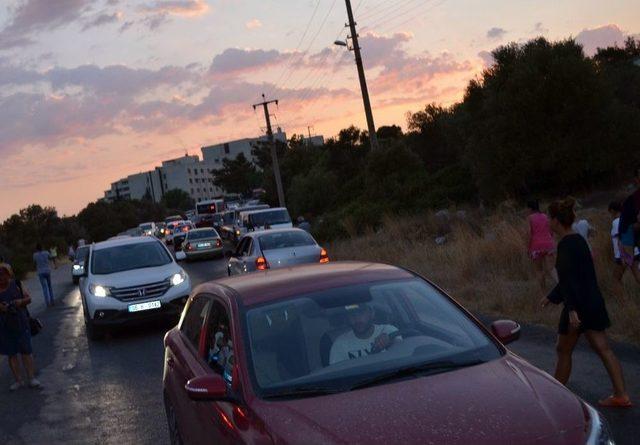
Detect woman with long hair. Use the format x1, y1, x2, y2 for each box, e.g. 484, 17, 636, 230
541, 198, 630, 407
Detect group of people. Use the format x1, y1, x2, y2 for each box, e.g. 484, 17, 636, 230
525, 167, 640, 409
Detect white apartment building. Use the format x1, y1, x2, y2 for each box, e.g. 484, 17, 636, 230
102, 130, 324, 204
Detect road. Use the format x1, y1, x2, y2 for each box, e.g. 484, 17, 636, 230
1, 256, 638, 445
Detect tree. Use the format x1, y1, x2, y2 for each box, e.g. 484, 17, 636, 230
161, 189, 194, 212
213, 153, 261, 195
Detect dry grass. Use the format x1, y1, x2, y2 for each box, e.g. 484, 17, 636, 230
328, 208, 640, 345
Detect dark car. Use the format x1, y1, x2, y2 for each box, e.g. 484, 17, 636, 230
162, 262, 613, 445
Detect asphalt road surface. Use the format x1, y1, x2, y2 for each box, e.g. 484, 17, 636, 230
1, 256, 639, 445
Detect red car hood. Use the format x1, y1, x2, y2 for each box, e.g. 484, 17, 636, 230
250, 354, 587, 445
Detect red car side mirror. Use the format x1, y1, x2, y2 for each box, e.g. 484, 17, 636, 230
185, 375, 227, 401
491, 320, 521, 345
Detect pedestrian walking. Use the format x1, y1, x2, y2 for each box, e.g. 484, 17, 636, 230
68, 244, 76, 262
297, 216, 311, 233
49, 246, 58, 269
526, 200, 557, 294
33, 244, 54, 307
608, 201, 640, 294
619, 166, 640, 262
0, 263, 42, 391
541, 198, 631, 408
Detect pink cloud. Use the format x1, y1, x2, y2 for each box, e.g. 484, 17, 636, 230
575, 24, 627, 56
0, 0, 91, 49
140, 0, 210, 17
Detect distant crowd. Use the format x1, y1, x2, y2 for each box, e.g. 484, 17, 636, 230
525, 166, 640, 409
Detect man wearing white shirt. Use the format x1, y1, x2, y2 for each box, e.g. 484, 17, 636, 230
329, 304, 400, 365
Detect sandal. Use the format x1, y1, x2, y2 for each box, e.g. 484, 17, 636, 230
598, 395, 632, 408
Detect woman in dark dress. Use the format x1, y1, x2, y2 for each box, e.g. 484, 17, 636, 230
541, 198, 631, 408
0, 263, 41, 390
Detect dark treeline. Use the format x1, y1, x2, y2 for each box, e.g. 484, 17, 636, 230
242, 37, 640, 239
2, 37, 639, 275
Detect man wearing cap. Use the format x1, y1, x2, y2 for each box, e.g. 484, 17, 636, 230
329, 304, 400, 365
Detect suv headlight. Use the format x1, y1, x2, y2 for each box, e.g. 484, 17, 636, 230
585, 403, 615, 445
168, 271, 186, 287
89, 284, 110, 298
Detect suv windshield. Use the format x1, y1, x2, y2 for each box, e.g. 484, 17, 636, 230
140, 224, 152, 230
258, 231, 315, 250
248, 210, 291, 227
91, 241, 172, 274
188, 229, 217, 240
243, 278, 500, 398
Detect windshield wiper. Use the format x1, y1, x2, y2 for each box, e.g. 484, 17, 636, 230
348, 359, 486, 391
263, 386, 342, 400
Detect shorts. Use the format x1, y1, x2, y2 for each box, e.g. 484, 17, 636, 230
0, 325, 33, 357
558, 306, 611, 335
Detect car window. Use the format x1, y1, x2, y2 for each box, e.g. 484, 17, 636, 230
181, 297, 211, 352
75, 246, 90, 262
235, 238, 249, 256
91, 241, 172, 274
241, 238, 253, 256
249, 210, 291, 227
188, 230, 217, 240
258, 231, 315, 250
205, 301, 235, 385
243, 278, 501, 398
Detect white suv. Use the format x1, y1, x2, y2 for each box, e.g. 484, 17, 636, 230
79, 236, 191, 340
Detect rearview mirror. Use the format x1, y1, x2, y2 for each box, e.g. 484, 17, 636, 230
185, 374, 227, 401
175, 251, 187, 261
490, 320, 521, 345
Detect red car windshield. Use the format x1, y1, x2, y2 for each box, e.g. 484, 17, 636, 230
243, 278, 501, 398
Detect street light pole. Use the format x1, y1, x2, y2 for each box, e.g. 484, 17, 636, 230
343, 0, 379, 150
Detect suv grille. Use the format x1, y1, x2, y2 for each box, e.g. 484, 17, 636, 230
110, 280, 171, 302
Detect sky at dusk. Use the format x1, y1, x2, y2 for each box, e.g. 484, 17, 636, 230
1, 0, 639, 220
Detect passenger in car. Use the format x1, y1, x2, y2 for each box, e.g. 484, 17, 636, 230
207, 321, 232, 372
329, 304, 400, 364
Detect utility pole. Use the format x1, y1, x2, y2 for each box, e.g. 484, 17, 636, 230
343, 0, 379, 150
253, 94, 286, 208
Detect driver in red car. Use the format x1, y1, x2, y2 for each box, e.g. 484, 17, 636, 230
329, 304, 400, 364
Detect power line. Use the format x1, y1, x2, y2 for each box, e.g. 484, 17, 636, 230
360, 0, 430, 33
268, 0, 323, 97
276, 0, 339, 93
358, 0, 416, 21
376, 0, 447, 35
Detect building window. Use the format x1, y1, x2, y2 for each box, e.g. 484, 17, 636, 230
210, 187, 213, 192
200, 168, 204, 174
191, 188, 194, 194
197, 188, 200, 192
189, 178, 192, 184
224, 143, 230, 154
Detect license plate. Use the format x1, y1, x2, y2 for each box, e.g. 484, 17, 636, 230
128, 301, 161, 313
197, 242, 212, 248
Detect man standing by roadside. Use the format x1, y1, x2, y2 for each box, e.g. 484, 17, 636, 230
33, 244, 54, 307
619, 167, 640, 267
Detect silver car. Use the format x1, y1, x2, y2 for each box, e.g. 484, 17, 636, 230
227, 228, 328, 276
183, 228, 223, 260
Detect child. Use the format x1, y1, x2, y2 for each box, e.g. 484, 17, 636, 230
609, 201, 640, 291
527, 200, 557, 294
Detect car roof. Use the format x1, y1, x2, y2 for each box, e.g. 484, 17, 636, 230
200, 261, 413, 307
240, 207, 287, 216
93, 235, 159, 251
242, 228, 312, 239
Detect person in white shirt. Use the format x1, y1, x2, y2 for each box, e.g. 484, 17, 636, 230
572, 218, 594, 251
609, 201, 640, 292
329, 304, 400, 365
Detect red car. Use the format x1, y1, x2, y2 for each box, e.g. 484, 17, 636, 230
162, 262, 613, 445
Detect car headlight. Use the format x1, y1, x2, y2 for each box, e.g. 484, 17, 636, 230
169, 271, 186, 287
585, 403, 615, 445
89, 284, 110, 298
73, 264, 82, 270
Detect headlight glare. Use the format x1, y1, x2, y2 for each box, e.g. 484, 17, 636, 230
170, 271, 186, 286
90, 284, 110, 297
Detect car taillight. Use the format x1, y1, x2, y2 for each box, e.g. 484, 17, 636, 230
185, 243, 192, 251
320, 248, 329, 263
256, 256, 269, 270
216, 239, 222, 247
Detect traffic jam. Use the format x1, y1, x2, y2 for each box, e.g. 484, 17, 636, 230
69, 197, 615, 445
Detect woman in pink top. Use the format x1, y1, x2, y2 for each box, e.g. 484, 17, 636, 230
527, 200, 557, 293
